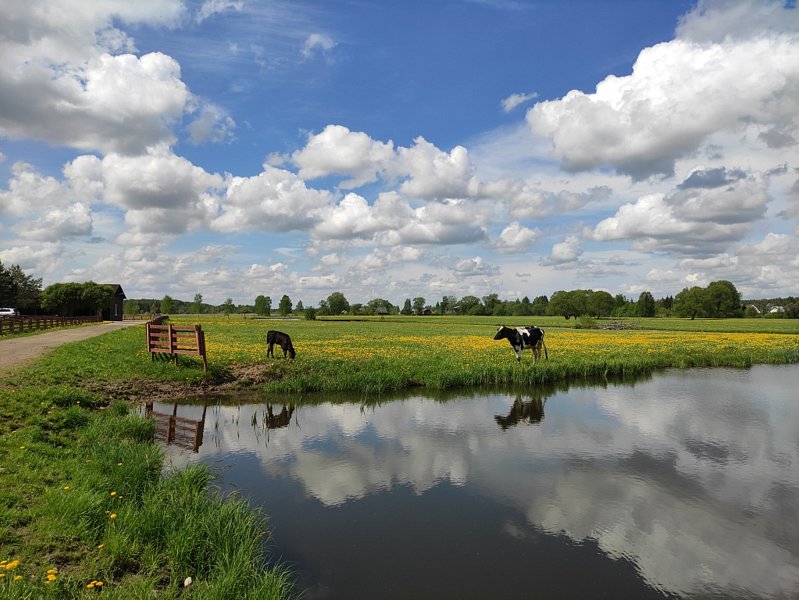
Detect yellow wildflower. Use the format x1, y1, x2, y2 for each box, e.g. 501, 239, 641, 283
109, 513, 117, 519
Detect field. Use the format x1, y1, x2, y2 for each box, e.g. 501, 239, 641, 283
21, 315, 799, 397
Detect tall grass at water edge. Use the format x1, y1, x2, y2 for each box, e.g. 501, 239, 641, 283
0, 385, 294, 599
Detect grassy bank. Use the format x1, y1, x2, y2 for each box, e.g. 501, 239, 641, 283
0, 383, 294, 599
20, 315, 799, 395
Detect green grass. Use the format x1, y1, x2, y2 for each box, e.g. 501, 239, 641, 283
0, 385, 294, 599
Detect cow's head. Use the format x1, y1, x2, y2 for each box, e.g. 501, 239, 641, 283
493, 325, 511, 340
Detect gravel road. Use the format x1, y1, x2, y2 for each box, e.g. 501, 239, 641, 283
0, 320, 145, 375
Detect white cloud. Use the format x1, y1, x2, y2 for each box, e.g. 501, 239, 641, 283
212, 165, 333, 233
543, 235, 582, 265
302, 33, 336, 59
528, 2, 799, 179
397, 138, 480, 199
292, 125, 395, 188
501, 91, 538, 113
13, 203, 93, 241
196, 0, 244, 24
186, 103, 237, 145
493, 221, 540, 252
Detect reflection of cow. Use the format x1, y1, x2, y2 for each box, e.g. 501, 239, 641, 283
265, 404, 294, 429
495, 395, 545, 430
266, 330, 296, 359
493, 325, 548, 363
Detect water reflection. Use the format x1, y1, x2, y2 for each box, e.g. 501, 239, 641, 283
154, 366, 799, 599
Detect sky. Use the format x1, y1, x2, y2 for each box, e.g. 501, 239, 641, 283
1, 0, 798, 307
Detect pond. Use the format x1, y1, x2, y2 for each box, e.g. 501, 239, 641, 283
149, 365, 799, 599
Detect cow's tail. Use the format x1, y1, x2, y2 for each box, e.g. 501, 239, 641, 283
542, 338, 548, 361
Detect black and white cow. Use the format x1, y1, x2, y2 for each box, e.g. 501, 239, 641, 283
493, 325, 548, 363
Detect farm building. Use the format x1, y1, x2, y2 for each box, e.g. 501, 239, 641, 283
103, 284, 126, 321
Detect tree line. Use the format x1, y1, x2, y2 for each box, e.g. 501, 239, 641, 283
125, 280, 798, 320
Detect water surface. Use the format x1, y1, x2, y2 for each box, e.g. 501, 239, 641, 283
152, 365, 799, 599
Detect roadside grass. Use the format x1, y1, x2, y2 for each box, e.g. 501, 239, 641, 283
0, 384, 294, 599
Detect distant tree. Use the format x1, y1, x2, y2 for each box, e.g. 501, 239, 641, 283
279, 294, 292, 316
482, 293, 500, 315
636, 291, 656, 317
8, 265, 41, 313
401, 298, 412, 315
304, 306, 317, 320
124, 300, 141, 316
367, 298, 393, 315
327, 292, 349, 315
673, 286, 706, 320
412, 297, 426, 314
705, 280, 741, 318
222, 298, 235, 316
590, 290, 616, 317
254, 295, 271, 316
296, 300, 304, 313
530, 295, 548, 316
458, 295, 482, 315
191, 293, 203, 314
161, 295, 175, 314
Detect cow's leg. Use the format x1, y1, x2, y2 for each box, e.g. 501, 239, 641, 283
267, 343, 273, 358
515, 345, 522, 362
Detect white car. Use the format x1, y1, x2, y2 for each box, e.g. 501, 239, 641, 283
0, 307, 18, 317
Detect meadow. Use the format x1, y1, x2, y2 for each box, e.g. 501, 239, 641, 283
21, 314, 798, 396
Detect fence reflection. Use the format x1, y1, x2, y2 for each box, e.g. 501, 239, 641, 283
145, 402, 207, 452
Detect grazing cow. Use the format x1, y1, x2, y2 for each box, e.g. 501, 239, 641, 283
493, 325, 548, 363
266, 330, 296, 359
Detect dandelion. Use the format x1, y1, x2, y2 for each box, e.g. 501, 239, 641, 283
110, 491, 117, 496
4, 559, 19, 570
97, 544, 105, 549
63, 485, 70, 491
14, 576, 22, 581
109, 513, 117, 519
117, 462, 122, 467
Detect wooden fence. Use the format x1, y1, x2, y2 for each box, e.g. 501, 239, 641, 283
0, 315, 102, 336
145, 321, 208, 372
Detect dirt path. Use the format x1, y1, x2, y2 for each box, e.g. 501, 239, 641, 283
0, 321, 145, 375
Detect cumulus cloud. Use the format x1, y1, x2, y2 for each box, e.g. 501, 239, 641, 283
13, 203, 93, 241
397, 138, 480, 199
493, 221, 540, 252
589, 168, 769, 255
0, 0, 191, 154
454, 256, 500, 277
527, 1, 799, 179
212, 165, 333, 233
543, 235, 583, 266
292, 125, 395, 188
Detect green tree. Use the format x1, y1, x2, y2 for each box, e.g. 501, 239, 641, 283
327, 292, 349, 315
40, 281, 113, 317
401, 298, 412, 315
530, 295, 548, 316
636, 291, 656, 317
705, 280, 741, 318
304, 306, 317, 320
222, 298, 235, 316
279, 294, 292, 316
161, 295, 175, 314
254, 295, 271, 316
673, 286, 706, 320
8, 265, 42, 313
458, 295, 482, 315
191, 293, 203, 314
590, 290, 616, 317
412, 297, 426, 314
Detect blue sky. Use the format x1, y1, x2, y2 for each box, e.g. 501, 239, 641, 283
1, 0, 798, 306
